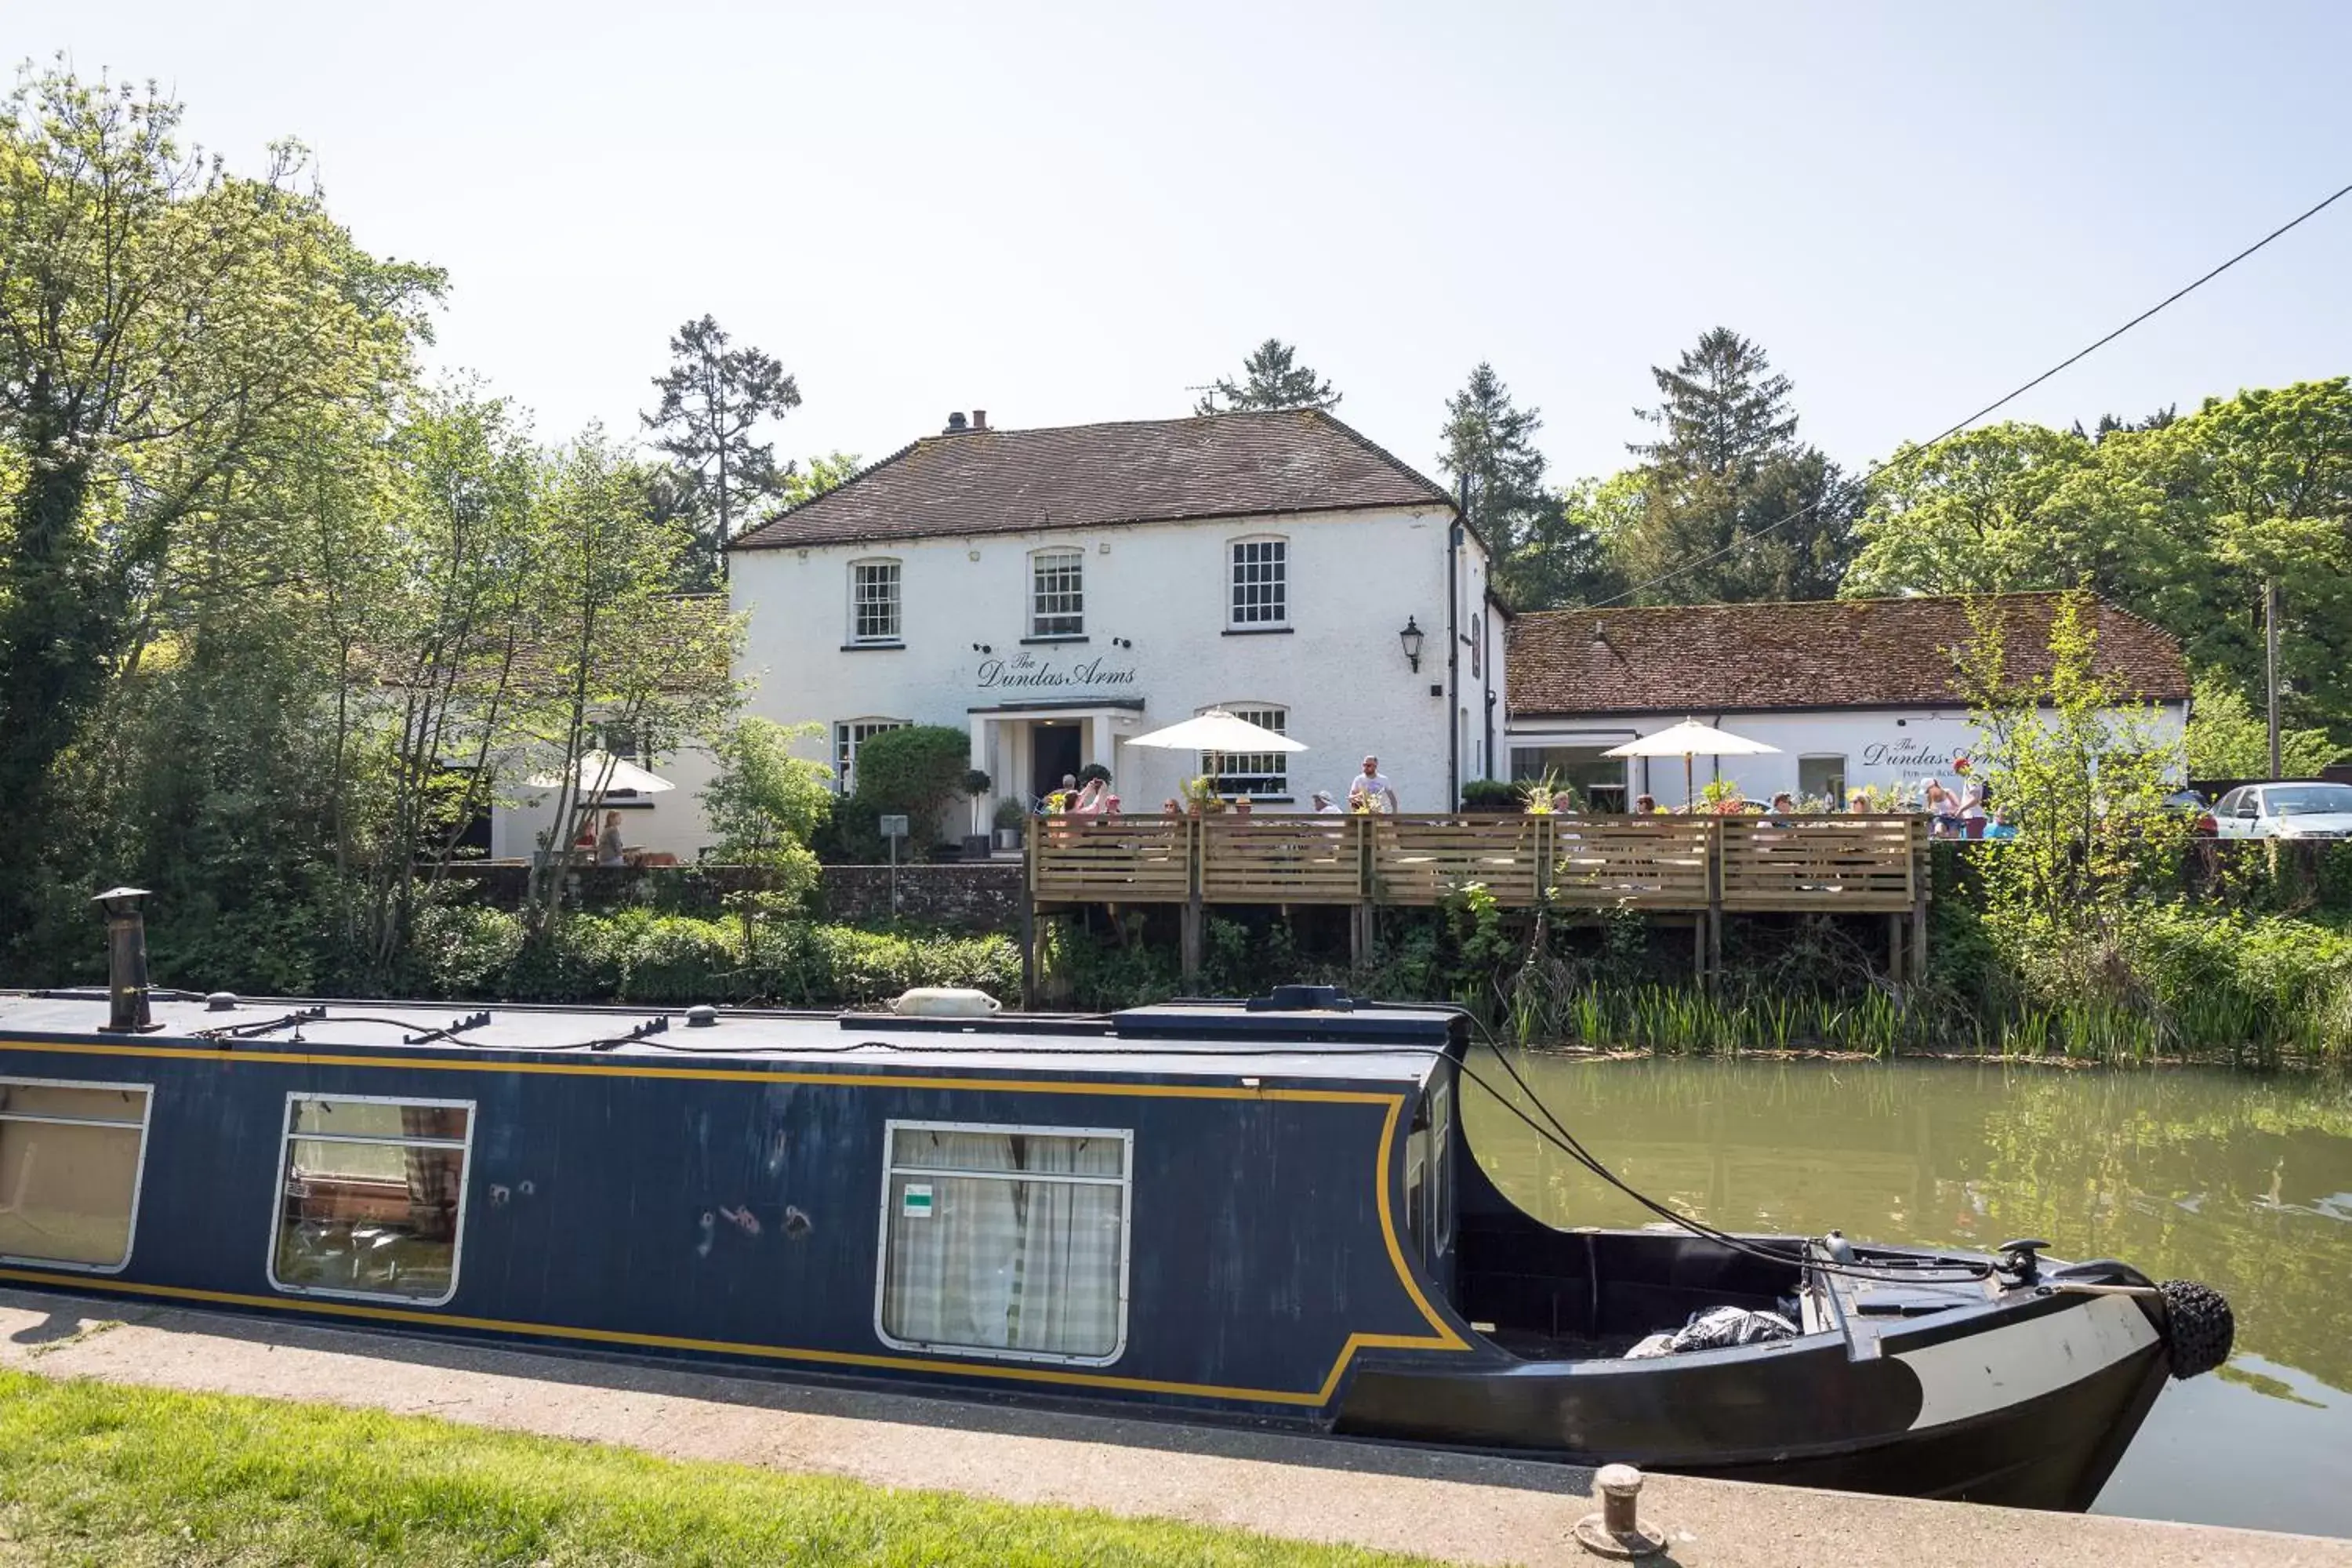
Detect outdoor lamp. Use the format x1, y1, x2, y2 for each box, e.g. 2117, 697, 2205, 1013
1399, 616, 1425, 673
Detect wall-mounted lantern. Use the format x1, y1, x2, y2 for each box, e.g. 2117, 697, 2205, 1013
1399, 616, 1425, 673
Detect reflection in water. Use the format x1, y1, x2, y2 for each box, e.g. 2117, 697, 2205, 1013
1462, 1054, 2352, 1537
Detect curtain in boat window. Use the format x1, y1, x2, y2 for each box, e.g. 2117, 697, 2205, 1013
880, 1127, 1126, 1360
0, 1081, 149, 1269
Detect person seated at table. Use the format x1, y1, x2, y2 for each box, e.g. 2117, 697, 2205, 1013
1162, 797, 1185, 817
1983, 808, 2017, 840
596, 810, 626, 867
1311, 789, 1342, 814
1550, 790, 1577, 814
1769, 791, 1796, 815
1633, 793, 1657, 815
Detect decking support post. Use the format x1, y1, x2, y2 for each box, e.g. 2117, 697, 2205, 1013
1886, 911, 1904, 980
1909, 820, 1931, 985
1018, 898, 1036, 1010
1704, 821, 1724, 992
1019, 829, 1037, 1009
1181, 815, 1203, 983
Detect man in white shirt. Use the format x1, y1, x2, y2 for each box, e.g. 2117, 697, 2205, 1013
1348, 755, 1397, 814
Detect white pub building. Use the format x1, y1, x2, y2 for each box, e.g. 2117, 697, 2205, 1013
727, 408, 1508, 826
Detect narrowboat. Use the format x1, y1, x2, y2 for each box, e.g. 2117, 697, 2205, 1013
0, 896, 2230, 1512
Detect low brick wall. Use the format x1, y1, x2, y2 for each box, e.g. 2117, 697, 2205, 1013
434, 859, 1024, 931
815, 862, 1024, 931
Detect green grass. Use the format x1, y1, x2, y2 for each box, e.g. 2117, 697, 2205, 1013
0, 1371, 1436, 1567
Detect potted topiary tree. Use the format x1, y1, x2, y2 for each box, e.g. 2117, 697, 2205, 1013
993, 797, 1029, 851
962, 768, 994, 861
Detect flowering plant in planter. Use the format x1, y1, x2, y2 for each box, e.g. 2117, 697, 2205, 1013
1180, 775, 1225, 813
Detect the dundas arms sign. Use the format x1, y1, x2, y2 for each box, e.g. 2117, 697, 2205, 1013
975, 650, 1140, 691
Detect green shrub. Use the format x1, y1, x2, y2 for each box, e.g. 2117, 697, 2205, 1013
1458, 779, 1519, 811
400, 902, 525, 998
848, 725, 973, 852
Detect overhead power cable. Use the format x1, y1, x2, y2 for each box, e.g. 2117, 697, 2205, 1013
1588, 177, 2352, 609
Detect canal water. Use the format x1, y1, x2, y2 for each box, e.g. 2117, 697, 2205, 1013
1462, 1053, 2352, 1538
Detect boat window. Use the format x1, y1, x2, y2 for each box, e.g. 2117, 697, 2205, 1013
0, 1079, 152, 1272
1404, 1135, 1428, 1261
876, 1120, 1131, 1365
1429, 1080, 1454, 1255
269, 1095, 473, 1306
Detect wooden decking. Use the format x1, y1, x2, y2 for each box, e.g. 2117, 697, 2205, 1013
1022, 813, 1932, 997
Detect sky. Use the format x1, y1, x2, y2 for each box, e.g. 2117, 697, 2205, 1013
26, 2, 2352, 485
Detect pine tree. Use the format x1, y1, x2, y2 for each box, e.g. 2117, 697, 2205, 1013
1629, 327, 1798, 477
1618, 327, 1857, 603
1438, 363, 1615, 608
1192, 339, 1341, 415
642, 315, 801, 586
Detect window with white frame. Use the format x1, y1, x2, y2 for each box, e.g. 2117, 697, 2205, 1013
1203, 704, 1289, 797
834, 718, 909, 794
1228, 536, 1287, 628
1029, 549, 1084, 637
877, 1120, 1131, 1364
0, 1079, 152, 1272
1798, 755, 1846, 807
848, 558, 902, 643
269, 1095, 474, 1305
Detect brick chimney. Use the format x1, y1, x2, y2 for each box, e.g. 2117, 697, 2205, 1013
971, 409, 988, 430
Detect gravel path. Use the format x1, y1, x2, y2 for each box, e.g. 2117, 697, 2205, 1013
2, 1288, 2341, 1568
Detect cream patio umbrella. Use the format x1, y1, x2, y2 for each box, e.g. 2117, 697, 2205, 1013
1123, 709, 1306, 803
1604, 719, 1779, 811
525, 749, 675, 796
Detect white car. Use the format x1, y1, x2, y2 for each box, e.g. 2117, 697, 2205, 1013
2211, 781, 2352, 839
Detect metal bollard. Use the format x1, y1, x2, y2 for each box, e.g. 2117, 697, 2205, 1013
1573, 1463, 1667, 1559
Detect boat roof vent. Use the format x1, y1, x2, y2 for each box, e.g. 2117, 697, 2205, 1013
1246, 985, 1355, 1013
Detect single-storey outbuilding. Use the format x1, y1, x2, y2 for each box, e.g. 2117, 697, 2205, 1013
1503, 593, 2191, 808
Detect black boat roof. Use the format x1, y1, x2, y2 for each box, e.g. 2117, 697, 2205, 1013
0, 992, 1461, 1087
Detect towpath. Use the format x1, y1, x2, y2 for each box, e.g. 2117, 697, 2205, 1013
2, 1288, 2342, 1568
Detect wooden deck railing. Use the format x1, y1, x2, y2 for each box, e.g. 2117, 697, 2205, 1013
1029, 812, 1928, 912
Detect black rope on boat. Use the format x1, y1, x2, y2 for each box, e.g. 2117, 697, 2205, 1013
1453, 1044, 1995, 1285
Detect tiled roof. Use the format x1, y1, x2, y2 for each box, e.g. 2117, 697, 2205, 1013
1507, 593, 2190, 717
730, 408, 1452, 550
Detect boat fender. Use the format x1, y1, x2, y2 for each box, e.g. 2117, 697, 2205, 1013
1820, 1229, 1856, 1265
892, 988, 1003, 1018
2156, 1279, 2234, 1380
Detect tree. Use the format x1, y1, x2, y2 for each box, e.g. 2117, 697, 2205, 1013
2183, 671, 2340, 780
1615, 328, 1857, 602
1629, 327, 1798, 474
1192, 339, 1339, 415
642, 315, 800, 586
1843, 423, 2147, 599
1958, 591, 2193, 1001
517, 429, 742, 935
701, 717, 829, 902
0, 66, 440, 873
1437, 362, 1619, 608
325, 388, 545, 985
1845, 383, 2352, 742
779, 450, 862, 509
